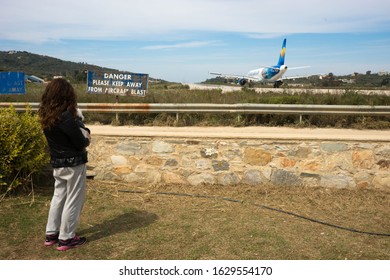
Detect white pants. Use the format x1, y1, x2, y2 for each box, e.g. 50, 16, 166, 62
46, 164, 87, 240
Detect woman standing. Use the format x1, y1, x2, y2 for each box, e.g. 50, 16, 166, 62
38, 78, 90, 251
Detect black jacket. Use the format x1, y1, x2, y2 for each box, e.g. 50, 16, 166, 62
44, 110, 90, 168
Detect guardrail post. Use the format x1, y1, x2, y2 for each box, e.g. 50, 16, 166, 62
115, 95, 119, 123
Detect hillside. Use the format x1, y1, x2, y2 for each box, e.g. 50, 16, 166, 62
0, 50, 118, 81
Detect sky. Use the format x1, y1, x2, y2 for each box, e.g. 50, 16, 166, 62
1, 0, 390, 83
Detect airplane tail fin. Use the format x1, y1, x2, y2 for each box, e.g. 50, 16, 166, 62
277, 38, 287, 66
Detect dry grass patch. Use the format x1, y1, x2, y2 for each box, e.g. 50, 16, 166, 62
0, 181, 389, 260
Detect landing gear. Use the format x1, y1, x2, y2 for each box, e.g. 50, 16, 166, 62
273, 80, 283, 88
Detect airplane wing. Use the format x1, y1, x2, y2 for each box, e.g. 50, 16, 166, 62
282, 74, 314, 80
283, 75, 308, 80
209, 72, 243, 79
209, 72, 259, 82
288, 66, 311, 70
281, 66, 311, 80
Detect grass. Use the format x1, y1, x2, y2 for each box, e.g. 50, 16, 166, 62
1, 180, 389, 260
2, 83, 390, 105
0, 83, 390, 129
2, 83, 389, 128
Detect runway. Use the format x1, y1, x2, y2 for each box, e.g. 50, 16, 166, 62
186, 83, 390, 95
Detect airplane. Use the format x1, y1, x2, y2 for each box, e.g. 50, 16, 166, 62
210, 38, 309, 88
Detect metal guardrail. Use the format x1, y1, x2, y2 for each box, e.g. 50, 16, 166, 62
1, 102, 390, 116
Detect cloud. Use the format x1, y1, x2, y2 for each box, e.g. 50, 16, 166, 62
143, 41, 220, 50
1, 0, 390, 43
246, 33, 288, 40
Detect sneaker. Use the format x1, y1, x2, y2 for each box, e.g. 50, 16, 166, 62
44, 233, 59, 246
57, 235, 87, 251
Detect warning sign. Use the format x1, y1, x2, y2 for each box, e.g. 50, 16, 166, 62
87, 71, 149, 97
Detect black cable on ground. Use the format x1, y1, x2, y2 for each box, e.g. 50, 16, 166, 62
118, 189, 390, 237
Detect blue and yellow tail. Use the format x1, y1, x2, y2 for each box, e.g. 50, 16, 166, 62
277, 38, 287, 66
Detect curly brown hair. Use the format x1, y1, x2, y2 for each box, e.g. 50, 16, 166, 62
38, 78, 78, 129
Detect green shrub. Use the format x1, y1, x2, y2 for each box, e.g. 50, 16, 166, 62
0, 106, 49, 195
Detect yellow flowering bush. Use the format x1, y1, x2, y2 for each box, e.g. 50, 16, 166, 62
0, 106, 49, 195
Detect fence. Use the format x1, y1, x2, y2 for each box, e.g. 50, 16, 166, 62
2, 102, 390, 114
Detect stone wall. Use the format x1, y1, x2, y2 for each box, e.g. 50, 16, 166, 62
88, 136, 390, 190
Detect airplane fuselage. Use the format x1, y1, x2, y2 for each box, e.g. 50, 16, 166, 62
247, 65, 288, 82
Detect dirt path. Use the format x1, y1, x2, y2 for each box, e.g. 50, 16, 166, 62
87, 125, 390, 142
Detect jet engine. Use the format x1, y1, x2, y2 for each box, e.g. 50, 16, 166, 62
237, 78, 247, 86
